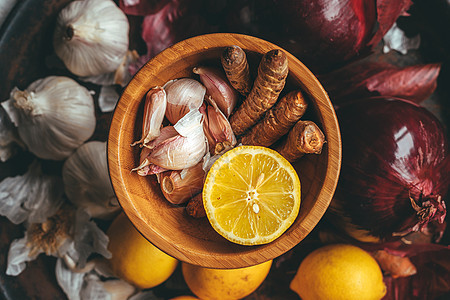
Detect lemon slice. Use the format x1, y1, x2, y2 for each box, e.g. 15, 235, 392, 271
203, 145, 301, 245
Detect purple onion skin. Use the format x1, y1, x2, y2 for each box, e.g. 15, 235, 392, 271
330, 97, 449, 241
272, 0, 377, 72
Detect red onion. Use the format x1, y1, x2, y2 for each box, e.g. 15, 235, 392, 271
328, 97, 449, 242
269, 0, 413, 72
271, 0, 377, 71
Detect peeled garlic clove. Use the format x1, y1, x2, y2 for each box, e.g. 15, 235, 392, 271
193, 66, 240, 117
165, 78, 206, 124
159, 162, 205, 205
53, 0, 129, 77
131, 86, 167, 147
203, 99, 237, 155
149, 109, 207, 170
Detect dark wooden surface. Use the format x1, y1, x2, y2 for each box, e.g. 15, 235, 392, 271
0, 0, 449, 299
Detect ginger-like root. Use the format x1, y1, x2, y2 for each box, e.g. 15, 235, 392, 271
186, 193, 206, 218
372, 250, 417, 278
221, 45, 252, 97
230, 49, 288, 136
275, 120, 325, 162
240, 90, 307, 146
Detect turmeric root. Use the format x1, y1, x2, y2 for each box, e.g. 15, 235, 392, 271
239, 90, 307, 146
275, 120, 326, 162
230, 49, 289, 136
186, 192, 206, 218
221, 45, 252, 97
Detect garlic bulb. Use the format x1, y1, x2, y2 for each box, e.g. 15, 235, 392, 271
0, 160, 64, 225
1, 76, 96, 160
165, 78, 206, 124
0, 104, 23, 162
62, 141, 120, 220
53, 0, 129, 77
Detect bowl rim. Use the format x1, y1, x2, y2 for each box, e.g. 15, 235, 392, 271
108, 32, 342, 268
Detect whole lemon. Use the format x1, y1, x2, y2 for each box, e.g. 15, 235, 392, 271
106, 213, 178, 289
290, 244, 386, 300
182, 260, 272, 300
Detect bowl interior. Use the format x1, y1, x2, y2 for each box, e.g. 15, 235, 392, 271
108, 33, 341, 268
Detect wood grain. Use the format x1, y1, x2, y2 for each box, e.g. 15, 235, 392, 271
107, 33, 342, 269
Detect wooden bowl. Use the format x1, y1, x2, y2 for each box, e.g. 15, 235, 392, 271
108, 33, 341, 269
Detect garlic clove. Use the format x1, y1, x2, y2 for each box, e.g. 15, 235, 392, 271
149, 109, 207, 170
159, 162, 205, 205
164, 78, 206, 124
202, 98, 237, 155
132, 126, 177, 176
199, 102, 216, 152
148, 135, 204, 170
131, 86, 167, 147
193, 66, 240, 117
144, 125, 178, 149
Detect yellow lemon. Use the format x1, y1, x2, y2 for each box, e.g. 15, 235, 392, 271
106, 213, 178, 289
203, 145, 301, 245
290, 244, 387, 300
182, 260, 272, 300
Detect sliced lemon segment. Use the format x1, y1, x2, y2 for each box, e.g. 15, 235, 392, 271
203, 146, 301, 245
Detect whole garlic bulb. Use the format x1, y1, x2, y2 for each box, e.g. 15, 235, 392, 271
53, 0, 129, 77
1, 76, 96, 160
62, 141, 120, 220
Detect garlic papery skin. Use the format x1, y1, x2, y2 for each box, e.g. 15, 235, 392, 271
164, 78, 206, 124
1, 76, 96, 160
193, 66, 240, 117
131, 86, 167, 147
0, 160, 64, 225
148, 109, 207, 170
62, 141, 120, 220
159, 162, 205, 205
81, 50, 139, 87
53, 0, 129, 77
202, 98, 237, 155
6, 204, 111, 277
131, 126, 177, 176
0, 104, 23, 162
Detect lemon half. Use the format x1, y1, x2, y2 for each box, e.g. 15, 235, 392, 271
203, 146, 301, 245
